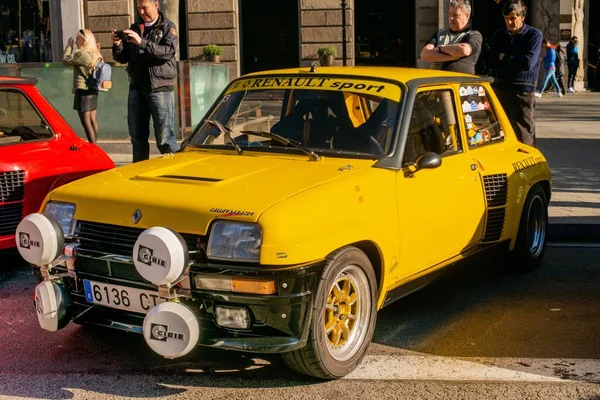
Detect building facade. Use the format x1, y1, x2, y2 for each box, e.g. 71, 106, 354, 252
52, 0, 595, 88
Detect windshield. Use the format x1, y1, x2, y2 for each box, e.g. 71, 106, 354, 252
189, 76, 402, 158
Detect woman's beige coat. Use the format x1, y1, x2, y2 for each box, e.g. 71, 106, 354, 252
63, 45, 94, 92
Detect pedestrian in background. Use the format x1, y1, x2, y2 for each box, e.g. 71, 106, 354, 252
111, 0, 178, 163
489, 0, 542, 147
420, 0, 482, 74
63, 28, 102, 144
534, 39, 563, 98
554, 41, 567, 95
566, 36, 579, 93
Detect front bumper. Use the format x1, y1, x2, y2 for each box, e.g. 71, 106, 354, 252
34, 256, 324, 353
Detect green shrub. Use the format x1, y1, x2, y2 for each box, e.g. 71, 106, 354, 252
317, 45, 337, 57
203, 44, 223, 56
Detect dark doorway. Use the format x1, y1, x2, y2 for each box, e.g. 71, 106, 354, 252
240, 0, 300, 74
471, 0, 533, 75
354, 0, 415, 67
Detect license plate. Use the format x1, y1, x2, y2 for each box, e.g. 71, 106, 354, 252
83, 280, 165, 314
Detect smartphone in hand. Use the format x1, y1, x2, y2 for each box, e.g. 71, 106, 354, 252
115, 30, 129, 42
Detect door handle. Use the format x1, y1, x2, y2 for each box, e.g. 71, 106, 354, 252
470, 163, 478, 171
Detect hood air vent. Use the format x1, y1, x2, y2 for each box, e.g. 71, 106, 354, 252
160, 175, 222, 182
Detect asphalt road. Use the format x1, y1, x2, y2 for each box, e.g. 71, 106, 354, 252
1, 246, 600, 399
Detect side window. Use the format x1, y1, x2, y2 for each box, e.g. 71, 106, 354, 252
458, 85, 504, 148
403, 89, 462, 165
0, 89, 52, 145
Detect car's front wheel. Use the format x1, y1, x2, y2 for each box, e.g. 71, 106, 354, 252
282, 246, 377, 379
511, 184, 549, 272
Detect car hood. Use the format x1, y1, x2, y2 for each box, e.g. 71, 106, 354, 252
49, 150, 375, 234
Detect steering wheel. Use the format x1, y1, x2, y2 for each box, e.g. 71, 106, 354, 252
234, 133, 266, 148
329, 133, 384, 155
11, 126, 38, 140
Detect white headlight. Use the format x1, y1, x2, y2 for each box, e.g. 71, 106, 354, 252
207, 221, 262, 263
44, 202, 76, 237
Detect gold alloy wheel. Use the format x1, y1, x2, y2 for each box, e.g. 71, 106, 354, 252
323, 264, 371, 362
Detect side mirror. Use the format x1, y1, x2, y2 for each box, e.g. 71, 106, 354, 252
415, 152, 442, 171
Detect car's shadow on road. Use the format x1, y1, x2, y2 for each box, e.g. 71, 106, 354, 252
372, 245, 600, 358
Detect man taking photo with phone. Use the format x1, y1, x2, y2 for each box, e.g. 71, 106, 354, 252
111, 0, 178, 163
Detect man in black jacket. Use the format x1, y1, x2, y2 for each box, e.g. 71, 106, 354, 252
112, 0, 178, 163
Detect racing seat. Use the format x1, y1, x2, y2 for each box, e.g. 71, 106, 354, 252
271, 99, 338, 148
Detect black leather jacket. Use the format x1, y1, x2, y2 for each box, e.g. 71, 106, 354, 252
112, 12, 178, 91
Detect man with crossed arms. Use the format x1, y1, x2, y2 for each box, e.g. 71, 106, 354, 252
420, 0, 482, 74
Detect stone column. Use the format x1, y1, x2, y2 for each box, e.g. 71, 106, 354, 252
532, 0, 560, 42
160, 0, 180, 60
86, 0, 133, 62
571, 0, 587, 89
187, 0, 238, 78
416, 0, 441, 68
55, 0, 85, 61
300, 0, 353, 67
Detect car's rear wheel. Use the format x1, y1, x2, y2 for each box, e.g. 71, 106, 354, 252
511, 184, 548, 272
282, 246, 377, 379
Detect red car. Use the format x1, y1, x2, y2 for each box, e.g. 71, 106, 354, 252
0, 76, 114, 250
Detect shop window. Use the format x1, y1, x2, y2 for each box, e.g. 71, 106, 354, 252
0, 0, 52, 64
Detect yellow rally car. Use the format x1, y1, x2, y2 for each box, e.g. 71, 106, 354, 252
16, 66, 551, 379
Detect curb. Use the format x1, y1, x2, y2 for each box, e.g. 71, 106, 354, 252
547, 223, 600, 243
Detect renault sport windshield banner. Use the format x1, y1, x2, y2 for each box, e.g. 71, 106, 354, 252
225, 76, 402, 101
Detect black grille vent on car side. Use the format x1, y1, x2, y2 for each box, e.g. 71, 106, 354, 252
482, 208, 506, 242
0, 203, 23, 236
77, 220, 206, 257
483, 173, 508, 207
0, 170, 25, 203
482, 173, 508, 243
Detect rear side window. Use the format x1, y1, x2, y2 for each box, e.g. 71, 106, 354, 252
0, 89, 53, 146
458, 84, 504, 148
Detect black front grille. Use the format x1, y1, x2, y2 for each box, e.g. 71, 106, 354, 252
483, 174, 508, 207
77, 220, 205, 257
482, 208, 506, 242
77, 256, 145, 283
0, 170, 25, 203
0, 202, 23, 235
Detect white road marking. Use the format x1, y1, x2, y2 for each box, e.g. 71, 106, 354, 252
344, 355, 600, 382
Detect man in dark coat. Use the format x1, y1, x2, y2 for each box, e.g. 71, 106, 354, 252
112, 0, 179, 163
490, 0, 543, 147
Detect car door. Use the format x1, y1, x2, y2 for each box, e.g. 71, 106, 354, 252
394, 86, 486, 280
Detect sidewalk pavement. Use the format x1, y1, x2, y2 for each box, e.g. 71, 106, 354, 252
535, 90, 600, 241
97, 90, 600, 242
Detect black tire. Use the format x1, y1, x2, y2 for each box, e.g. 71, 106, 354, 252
281, 246, 377, 379
510, 184, 548, 272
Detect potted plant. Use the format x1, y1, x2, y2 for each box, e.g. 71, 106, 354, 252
203, 44, 223, 62
317, 45, 337, 66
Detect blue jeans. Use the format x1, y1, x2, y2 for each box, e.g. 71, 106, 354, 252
127, 89, 178, 163
538, 68, 561, 94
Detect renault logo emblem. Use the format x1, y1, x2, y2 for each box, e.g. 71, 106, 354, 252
132, 209, 142, 224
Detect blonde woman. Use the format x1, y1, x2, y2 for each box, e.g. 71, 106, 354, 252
63, 29, 102, 143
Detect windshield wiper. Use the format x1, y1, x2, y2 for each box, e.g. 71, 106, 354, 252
205, 119, 243, 155
240, 130, 320, 161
